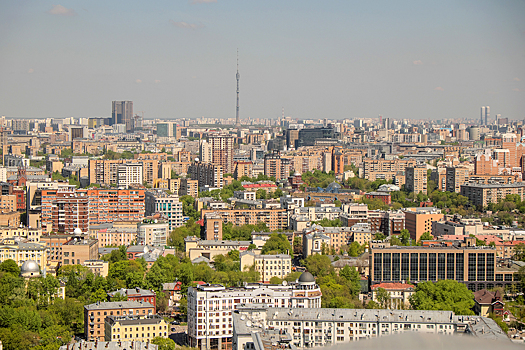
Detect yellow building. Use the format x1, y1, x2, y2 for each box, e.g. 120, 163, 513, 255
0, 241, 47, 268
105, 315, 168, 342
404, 208, 444, 242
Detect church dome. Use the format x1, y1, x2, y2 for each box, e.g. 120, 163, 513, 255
20, 260, 40, 277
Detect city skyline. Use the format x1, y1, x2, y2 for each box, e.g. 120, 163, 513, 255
0, 1, 524, 121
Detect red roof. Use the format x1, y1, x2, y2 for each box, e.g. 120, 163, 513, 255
243, 183, 277, 189
371, 283, 414, 291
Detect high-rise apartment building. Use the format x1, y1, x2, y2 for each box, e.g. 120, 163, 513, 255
445, 166, 469, 193
145, 190, 183, 230
118, 163, 143, 188
233, 161, 253, 180
264, 150, 291, 180
188, 162, 223, 189
208, 134, 234, 174
111, 101, 134, 133
41, 187, 89, 233
86, 188, 145, 225
405, 165, 427, 195
199, 140, 212, 163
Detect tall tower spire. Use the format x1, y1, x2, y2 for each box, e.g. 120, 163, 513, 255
235, 49, 241, 128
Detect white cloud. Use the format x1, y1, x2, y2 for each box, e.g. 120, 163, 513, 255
169, 20, 202, 29
514, 77, 521, 82
513, 88, 521, 92
27, 68, 34, 74
155, 80, 161, 84
136, 79, 142, 84
48, 5, 76, 16
413, 60, 423, 65
191, 0, 217, 3
434, 87, 444, 91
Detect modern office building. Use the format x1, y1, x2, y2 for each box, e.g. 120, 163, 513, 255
187, 273, 322, 350
296, 127, 337, 148
111, 101, 134, 133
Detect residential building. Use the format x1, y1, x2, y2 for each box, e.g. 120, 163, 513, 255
41, 187, 89, 233
41, 234, 72, 263
365, 192, 391, 205
0, 241, 46, 268
209, 134, 234, 174
184, 237, 251, 261
303, 231, 331, 257
188, 162, 223, 189
473, 289, 504, 317
105, 315, 168, 342
460, 183, 525, 207
61, 237, 99, 266
350, 222, 373, 245
370, 282, 415, 309
234, 161, 253, 180
264, 151, 291, 180
199, 140, 213, 163
180, 178, 199, 198
446, 167, 469, 193
108, 288, 157, 308
362, 159, 416, 181
0, 195, 16, 212
404, 207, 444, 242
145, 190, 183, 230
137, 219, 169, 246
201, 209, 288, 231
405, 165, 427, 195
240, 252, 291, 283
187, 273, 322, 349
83, 260, 109, 277
203, 212, 223, 240
118, 163, 143, 188
86, 188, 145, 225
84, 301, 155, 341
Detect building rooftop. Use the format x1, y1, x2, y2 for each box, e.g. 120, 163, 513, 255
59, 341, 158, 350
108, 288, 155, 298
106, 315, 163, 326
85, 300, 154, 310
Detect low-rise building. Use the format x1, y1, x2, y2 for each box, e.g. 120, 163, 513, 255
137, 219, 169, 246
184, 236, 252, 261
61, 236, 99, 266
83, 259, 110, 277
108, 288, 157, 308
0, 240, 47, 268
239, 252, 292, 283
370, 282, 415, 309
473, 289, 504, 317
105, 315, 168, 342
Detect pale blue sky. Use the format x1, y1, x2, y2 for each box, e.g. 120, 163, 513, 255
0, 0, 524, 121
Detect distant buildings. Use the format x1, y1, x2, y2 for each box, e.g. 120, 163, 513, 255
111, 101, 134, 133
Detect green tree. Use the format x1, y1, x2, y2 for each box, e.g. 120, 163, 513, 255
339, 266, 361, 296
409, 280, 474, 315
0, 259, 20, 275
269, 276, 282, 284
400, 229, 411, 246
261, 233, 292, 256
152, 336, 176, 350
348, 242, 363, 257
419, 231, 433, 242
302, 255, 333, 277
375, 287, 391, 308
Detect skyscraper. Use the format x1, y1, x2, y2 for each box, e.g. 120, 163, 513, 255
209, 134, 234, 174
111, 101, 133, 133
480, 106, 490, 126
235, 51, 241, 128
480, 106, 485, 125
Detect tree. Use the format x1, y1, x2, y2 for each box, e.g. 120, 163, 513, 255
375, 287, 390, 308
269, 276, 282, 284
339, 266, 361, 296
409, 280, 475, 315
256, 189, 267, 199
302, 255, 333, 277
400, 229, 411, 246
348, 242, 363, 257
419, 231, 433, 242
152, 337, 176, 350
0, 259, 20, 275
261, 233, 292, 256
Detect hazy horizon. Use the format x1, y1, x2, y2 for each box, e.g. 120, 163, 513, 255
1, 1, 524, 121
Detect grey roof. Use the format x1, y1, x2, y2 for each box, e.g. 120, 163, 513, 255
20, 260, 40, 273
108, 288, 155, 298
59, 341, 158, 350
298, 271, 315, 283
84, 300, 154, 310
106, 315, 164, 326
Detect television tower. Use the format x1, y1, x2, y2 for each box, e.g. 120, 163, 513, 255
235, 50, 241, 128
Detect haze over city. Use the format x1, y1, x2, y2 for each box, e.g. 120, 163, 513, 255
1, 0, 524, 121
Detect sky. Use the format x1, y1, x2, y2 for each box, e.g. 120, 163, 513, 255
0, 0, 524, 121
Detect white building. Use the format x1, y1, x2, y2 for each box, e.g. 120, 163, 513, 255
187, 272, 322, 350
137, 220, 170, 246
118, 163, 143, 188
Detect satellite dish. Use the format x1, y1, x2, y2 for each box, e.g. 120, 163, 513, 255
246, 320, 252, 327
282, 280, 288, 286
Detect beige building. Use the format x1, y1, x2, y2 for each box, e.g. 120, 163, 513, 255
83, 259, 110, 277
137, 220, 169, 246
0, 195, 16, 212
240, 252, 292, 282
0, 227, 41, 243
201, 208, 288, 231
184, 236, 252, 261
105, 315, 168, 342
62, 237, 99, 266
362, 159, 416, 181
404, 208, 444, 242
460, 183, 525, 207
446, 166, 470, 193
180, 178, 198, 198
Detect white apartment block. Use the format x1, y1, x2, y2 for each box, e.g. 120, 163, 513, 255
240, 252, 292, 283
137, 220, 169, 246
233, 308, 460, 350
145, 191, 183, 230
118, 163, 143, 188
187, 273, 322, 350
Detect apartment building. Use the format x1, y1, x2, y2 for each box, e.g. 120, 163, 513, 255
180, 178, 199, 198
233, 161, 253, 180
137, 219, 169, 246
108, 288, 157, 308
362, 159, 416, 181
0, 194, 16, 212
208, 134, 234, 174
445, 166, 470, 193
83, 260, 109, 277
187, 274, 322, 349
203, 212, 223, 240
370, 282, 415, 309
404, 208, 444, 241
240, 252, 292, 282
233, 308, 470, 350
370, 243, 517, 291
90, 226, 137, 247
201, 209, 288, 231
0, 241, 46, 268
145, 190, 183, 230
460, 183, 525, 207
41, 187, 89, 233
61, 237, 99, 266
84, 301, 155, 341
188, 162, 224, 189
264, 151, 291, 180
184, 236, 251, 261
105, 315, 168, 342
405, 165, 427, 195
303, 231, 331, 257
87, 188, 145, 225
349, 223, 373, 245
0, 227, 41, 242
89, 159, 158, 186
118, 163, 143, 188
